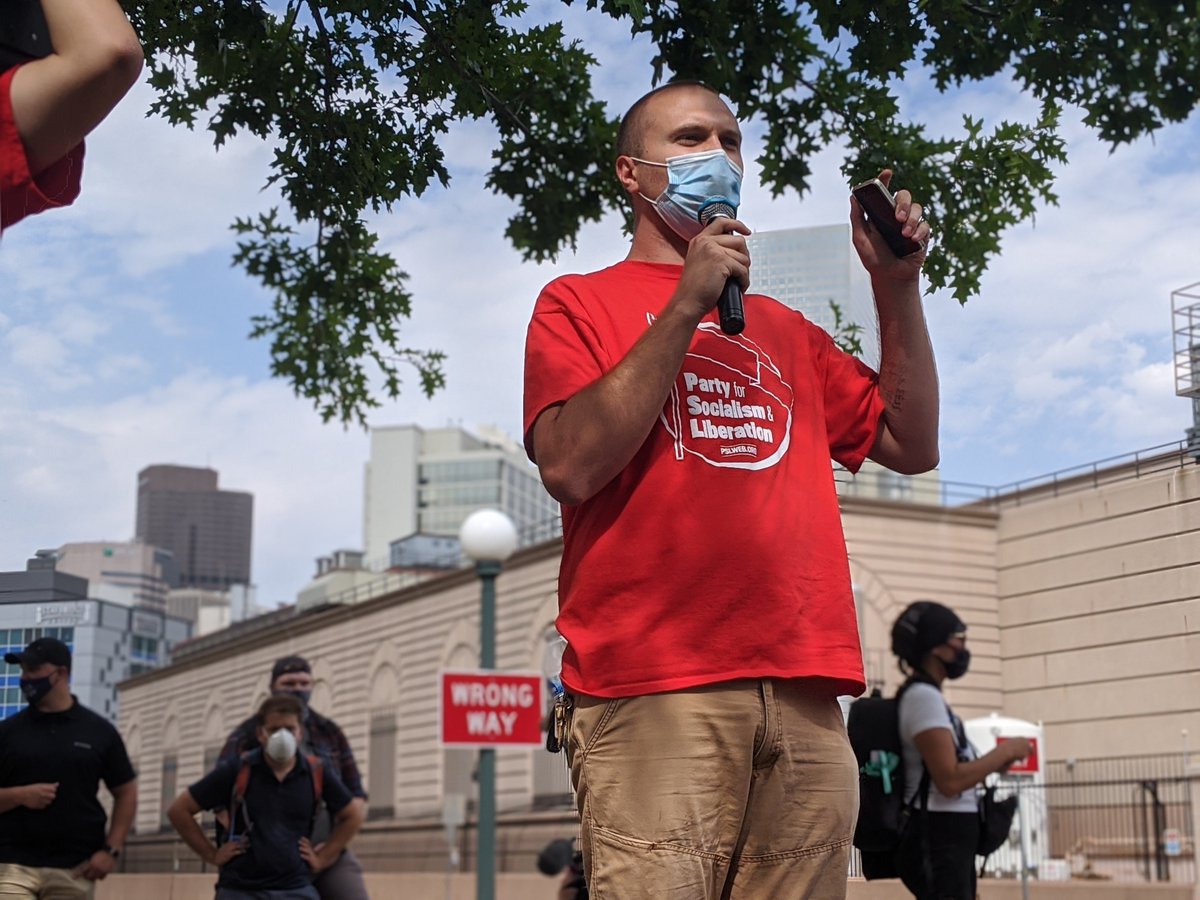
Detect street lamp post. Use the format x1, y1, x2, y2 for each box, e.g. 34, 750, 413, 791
459, 509, 518, 900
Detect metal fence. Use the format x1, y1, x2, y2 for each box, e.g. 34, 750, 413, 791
852, 754, 1196, 885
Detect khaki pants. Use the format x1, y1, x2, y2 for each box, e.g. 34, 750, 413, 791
0, 864, 94, 900
568, 678, 857, 900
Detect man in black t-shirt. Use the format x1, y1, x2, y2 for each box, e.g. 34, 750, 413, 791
169, 694, 363, 900
218, 655, 369, 900
0, 637, 137, 899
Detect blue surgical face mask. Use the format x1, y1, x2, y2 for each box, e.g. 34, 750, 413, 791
633, 149, 743, 241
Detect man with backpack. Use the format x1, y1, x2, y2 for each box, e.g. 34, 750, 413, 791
168, 694, 364, 900
218, 655, 369, 900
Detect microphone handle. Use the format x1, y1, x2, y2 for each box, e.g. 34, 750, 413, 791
718, 278, 745, 335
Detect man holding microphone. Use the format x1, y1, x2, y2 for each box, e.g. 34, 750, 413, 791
523, 80, 939, 899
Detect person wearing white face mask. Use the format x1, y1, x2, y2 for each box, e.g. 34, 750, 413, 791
523, 80, 939, 899
168, 695, 364, 900
217, 656, 369, 900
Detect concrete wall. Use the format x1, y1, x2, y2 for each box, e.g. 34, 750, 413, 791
118, 456, 1200, 854
995, 462, 1200, 760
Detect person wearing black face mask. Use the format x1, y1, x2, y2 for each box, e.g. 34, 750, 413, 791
890, 602, 1032, 899
216, 655, 368, 900
0, 637, 137, 898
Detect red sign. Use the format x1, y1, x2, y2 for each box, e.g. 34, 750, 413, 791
997, 736, 1040, 774
439, 670, 544, 747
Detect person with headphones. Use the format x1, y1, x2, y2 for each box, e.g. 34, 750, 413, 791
890, 601, 1032, 900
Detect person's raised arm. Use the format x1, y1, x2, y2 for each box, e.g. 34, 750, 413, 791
850, 169, 939, 475
532, 218, 750, 506
8, 0, 143, 175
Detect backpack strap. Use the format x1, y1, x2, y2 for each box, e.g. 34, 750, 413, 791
226, 750, 258, 842
306, 754, 325, 835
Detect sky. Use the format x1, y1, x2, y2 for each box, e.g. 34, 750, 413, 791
2, 7, 1198, 609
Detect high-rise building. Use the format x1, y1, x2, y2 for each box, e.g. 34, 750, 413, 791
362, 425, 560, 566
51, 541, 178, 612
746, 223, 879, 367
135, 465, 253, 591
748, 224, 940, 501
0, 559, 190, 723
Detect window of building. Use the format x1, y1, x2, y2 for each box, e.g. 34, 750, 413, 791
367, 712, 397, 820
160, 753, 178, 831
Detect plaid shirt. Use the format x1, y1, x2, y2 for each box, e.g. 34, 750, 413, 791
219, 706, 366, 799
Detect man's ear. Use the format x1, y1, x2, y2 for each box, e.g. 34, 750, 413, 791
615, 156, 641, 196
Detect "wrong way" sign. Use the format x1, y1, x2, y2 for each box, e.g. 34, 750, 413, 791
439, 670, 545, 747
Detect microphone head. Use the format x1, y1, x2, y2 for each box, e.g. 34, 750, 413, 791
698, 198, 737, 225
536, 837, 576, 876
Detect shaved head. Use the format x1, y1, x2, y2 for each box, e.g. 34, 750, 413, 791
615, 80, 723, 161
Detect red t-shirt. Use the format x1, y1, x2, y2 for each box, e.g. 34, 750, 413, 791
0, 66, 84, 232
523, 260, 884, 698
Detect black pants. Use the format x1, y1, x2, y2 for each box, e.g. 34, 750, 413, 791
896, 810, 979, 900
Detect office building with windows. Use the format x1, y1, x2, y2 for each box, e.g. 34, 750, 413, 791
362, 425, 559, 567
49, 541, 179, 612
135, 465, 253, 591
0, 563, 191, 722
747, 223, 879, 367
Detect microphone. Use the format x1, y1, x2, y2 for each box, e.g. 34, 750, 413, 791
698, 199, 745, 336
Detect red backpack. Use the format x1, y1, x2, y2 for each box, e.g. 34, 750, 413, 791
225, 750, 325, 842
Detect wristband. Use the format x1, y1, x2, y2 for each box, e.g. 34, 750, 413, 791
104, 845, 121, 859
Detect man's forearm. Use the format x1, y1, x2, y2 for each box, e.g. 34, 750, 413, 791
105, 782, 137, 850
533, 300, 705, 505
321, 801, 364, 862
168, 807, 217, 865
10, 0, 143, 173
871, 276, 940, 473
0, 787, 25, 814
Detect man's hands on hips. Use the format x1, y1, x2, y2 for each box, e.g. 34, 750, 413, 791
850, 168, 931, 284
673, 216, 752, 320
300, 837, 335, 873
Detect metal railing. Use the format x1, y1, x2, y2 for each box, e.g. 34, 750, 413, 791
835, 440, 1195, 510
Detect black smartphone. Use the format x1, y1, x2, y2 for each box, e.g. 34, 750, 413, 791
851, 178, 923, 258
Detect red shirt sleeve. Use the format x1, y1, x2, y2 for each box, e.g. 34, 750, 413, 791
820, 330, 885, 472
1, 65, 85, 232
522, 277, 608, 461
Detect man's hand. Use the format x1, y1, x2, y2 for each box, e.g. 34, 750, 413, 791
21, 783, 58, 809
850, 169, 931, 283
299, 837, 334, 874
78, 849, 116, 881
673, 216, 752, 320
211, 838, 248, 867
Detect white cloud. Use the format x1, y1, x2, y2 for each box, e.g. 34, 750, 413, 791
0, 372, 370, 607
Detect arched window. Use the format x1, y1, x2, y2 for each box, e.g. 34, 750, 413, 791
367, 663, 400, 820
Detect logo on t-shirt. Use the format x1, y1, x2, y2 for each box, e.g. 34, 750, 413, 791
656, 317, 794, 469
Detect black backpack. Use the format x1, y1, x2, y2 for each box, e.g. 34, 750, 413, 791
847, 679, 929, 879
